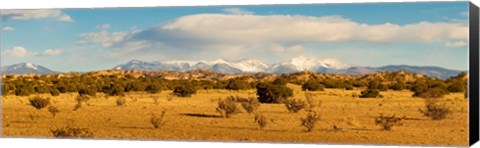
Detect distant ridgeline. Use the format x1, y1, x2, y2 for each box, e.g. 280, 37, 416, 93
1, 69, 468, 100
1, 57, 465, 79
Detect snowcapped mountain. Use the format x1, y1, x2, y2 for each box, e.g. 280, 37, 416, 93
267, 56, 352, 73
114, 56, 350, 74
113, 57, 463, 79
1, 63, 57, 74
115, 59, 268, 74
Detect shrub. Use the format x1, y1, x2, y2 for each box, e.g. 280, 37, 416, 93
359, 89, 382, 98
73, 95, 90, 111
102, 84, 125, 96
300, 111, 321, 132
447, 80, 466, 93
150, 109, 167, 129
272, 77, 288, 86
173, 85, 197, 97
78, 88, 96, 97
48, 106, 60, 117
50, 88, 60, 96
374, 114, 403, 131
116, 97, 127, 106
302, 80, 325, 91
51, 126, 94, 138
418, 99, 452, 120
284, 98, 307, 113
256, 83, 293, 104
413, 87, 448, 99
15, 85, 34, 96
29, 96, 50, 110
241, 98, 260, 115
146, 84, 161, 94
75, 95, 90, 104
216, 98, 240, 118
34, 86, 50, 94
225, 79, 251, 90
390, 81, 406, 91
305, 91, 321, 111
411, 79, 448, 98
254, 113, 268, 129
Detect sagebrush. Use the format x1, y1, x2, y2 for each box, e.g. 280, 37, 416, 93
150, 109, 167, 129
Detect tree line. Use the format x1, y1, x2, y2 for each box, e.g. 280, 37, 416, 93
1, 71, 468, 101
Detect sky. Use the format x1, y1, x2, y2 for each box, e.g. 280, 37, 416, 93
0, 1, 470, 72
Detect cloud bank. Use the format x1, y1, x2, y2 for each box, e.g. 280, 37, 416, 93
78, 14, 468, 60
1, 10, 73, 22
3, 46, 62, 57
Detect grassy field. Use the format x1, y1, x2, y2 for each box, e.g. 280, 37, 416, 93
1, 84, 469, 146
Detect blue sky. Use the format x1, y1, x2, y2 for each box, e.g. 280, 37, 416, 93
1, 1, 470, 72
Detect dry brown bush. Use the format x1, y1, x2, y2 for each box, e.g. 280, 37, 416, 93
241, 97, 260, 115
150, 109, 167, 129
300, 111, 321, 132
48, 106, 60, 117
254, 113, 268, 129
216, 98, 240, 118
284, 98, 306, 113
418, 99, 452, 120
51, 125, 94, 138
374, 114, 403, 131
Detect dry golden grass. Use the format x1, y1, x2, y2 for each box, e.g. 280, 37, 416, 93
1, 84, 468, 146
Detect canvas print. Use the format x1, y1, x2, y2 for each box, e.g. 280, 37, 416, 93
0, 1, 474, 147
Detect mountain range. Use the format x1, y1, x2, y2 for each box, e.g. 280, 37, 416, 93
1, 63, 58, 75
1, 57, 464, 79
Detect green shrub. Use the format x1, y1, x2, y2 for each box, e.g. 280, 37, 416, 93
29, 96, 50, 110
302, 80, 325, 91
78, 87, 96, 97
389, 81, 406, 91
446, 80, 466, 93
50, 88, 61, 96
173, 84, 197, 97
145, 84, 161, 94
359, 89, 382, 98
256, 83, 293, 103
413, 87, 448, 99
272, 77, 288, 86
34, 86, 50, 94
225, 79, 251, 90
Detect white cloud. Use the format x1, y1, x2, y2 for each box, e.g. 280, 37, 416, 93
79, 31, 128, 48
154, 14, 468, 44
77, 14, 469, 60
3, 46, 34, 57
96, 24, 111, 30
1, 9, 73, 22
445, 41, 467, 48
39, 49, 62, 56
3, 46, 63, 57
222, 8, 254, 15
2, 26, 15, 31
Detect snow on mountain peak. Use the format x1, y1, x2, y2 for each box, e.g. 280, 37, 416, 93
25, 63, 38, 70
115, 57, 351, 73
